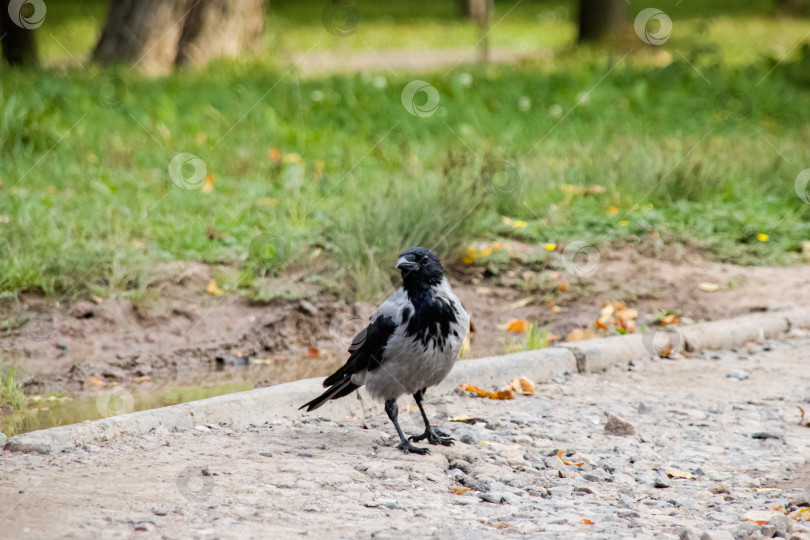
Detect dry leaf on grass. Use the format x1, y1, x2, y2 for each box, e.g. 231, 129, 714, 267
556, 448, 584, 466
506, 318, 529, 333
460, 384, 516, 400
452, 486, 471, 495
201, 175, 215, 194
207, 279, 225, 295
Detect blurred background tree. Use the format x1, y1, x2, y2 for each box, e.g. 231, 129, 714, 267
578, 0, 627, 42
94, 0, 264, 74
0, 1, 40, 66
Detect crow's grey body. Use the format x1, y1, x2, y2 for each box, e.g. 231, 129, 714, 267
354, 279, 468, 401
300, 247, 469, 454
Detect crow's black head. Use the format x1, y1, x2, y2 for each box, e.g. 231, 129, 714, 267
396, 247, 444, 288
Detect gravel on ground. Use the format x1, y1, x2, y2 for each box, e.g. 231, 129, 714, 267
3, 332, 810, 539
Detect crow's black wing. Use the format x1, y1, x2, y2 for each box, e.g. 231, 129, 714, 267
299, 314, 397, 412
322, 314, 396, 387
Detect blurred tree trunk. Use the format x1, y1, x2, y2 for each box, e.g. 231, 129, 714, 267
459, 0, 490, 24
777, 0, 808, 15
0, 6, 39, 66
578, 0, 627, 43
94, 0, 264, 74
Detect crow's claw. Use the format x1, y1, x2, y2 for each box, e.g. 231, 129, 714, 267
397, 440, 430, 455
409, 429, 454, 446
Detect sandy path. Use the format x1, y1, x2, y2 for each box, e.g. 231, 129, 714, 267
3, 332, 810, 538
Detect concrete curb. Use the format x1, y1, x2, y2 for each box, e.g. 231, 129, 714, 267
7, 307, 810, 454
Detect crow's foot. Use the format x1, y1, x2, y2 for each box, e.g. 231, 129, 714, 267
409, 428, 454, 446
397, 440, 430, 455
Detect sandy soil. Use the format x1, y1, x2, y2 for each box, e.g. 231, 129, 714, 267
2, 332, 810, 538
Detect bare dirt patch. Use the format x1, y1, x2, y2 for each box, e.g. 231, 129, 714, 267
2, 246, 810, 401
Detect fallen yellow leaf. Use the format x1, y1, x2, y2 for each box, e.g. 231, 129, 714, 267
201, 175, 215, 194
698, 282, 719, 292
452, 486, 471, 495
665, 469, 692, 479
207, 279, 225, 295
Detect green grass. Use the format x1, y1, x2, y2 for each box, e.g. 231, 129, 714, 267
1, 1, 810, 303
0, 365, 26, 412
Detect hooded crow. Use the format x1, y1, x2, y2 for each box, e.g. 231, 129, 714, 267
300, 247, 469, 454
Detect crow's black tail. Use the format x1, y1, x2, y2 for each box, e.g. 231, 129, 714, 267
299, 376, 359, 412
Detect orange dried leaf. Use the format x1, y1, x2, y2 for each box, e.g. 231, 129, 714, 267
556, 448, 584, 466
518, 376, 535, 396
460, 384, 515, 400
460, 384, 491, 397
493, 388, 516, 400
581, 519, 595, 525
88, 377, 105, 386
660, 313, 679, 325
507, 379, 521, 392
452, 486, 471, 495
506, 318, 529, 333
595, 320, 608, 331
556, 281, 570, 293
307, 347, 320, 359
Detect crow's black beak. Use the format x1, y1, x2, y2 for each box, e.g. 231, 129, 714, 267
396, 256, 418, 271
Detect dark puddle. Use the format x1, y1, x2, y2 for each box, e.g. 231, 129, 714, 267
1, 355, 342, 438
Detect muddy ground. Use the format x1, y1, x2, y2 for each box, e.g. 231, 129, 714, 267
2, 245, 810, 399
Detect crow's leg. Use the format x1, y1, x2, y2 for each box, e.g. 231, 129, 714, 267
409, 388, 454, 446
385, 399, 429, 455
